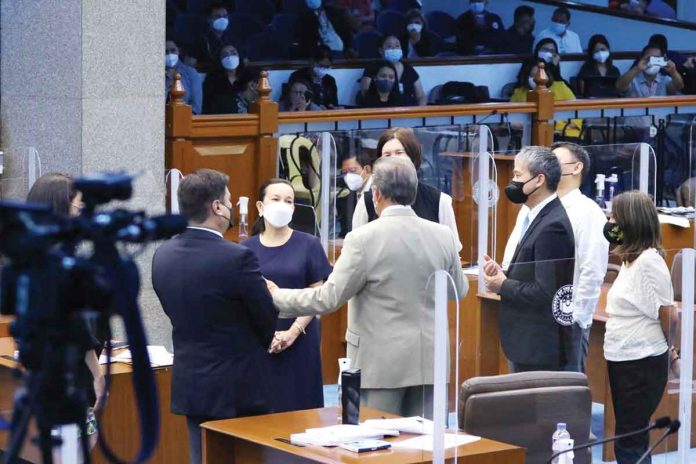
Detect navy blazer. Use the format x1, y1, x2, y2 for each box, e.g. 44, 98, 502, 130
152, 228, 277, 418
499, 197, 576, 367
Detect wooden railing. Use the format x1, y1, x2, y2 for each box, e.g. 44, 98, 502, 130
164, 66, 696, 225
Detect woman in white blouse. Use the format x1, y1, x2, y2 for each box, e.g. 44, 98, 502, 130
351, 127, 462, 252
602, 190, 680, 464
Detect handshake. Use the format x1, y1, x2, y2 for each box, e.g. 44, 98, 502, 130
264, 278, 305, 355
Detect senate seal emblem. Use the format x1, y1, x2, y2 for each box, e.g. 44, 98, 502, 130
552, 284, 574, 326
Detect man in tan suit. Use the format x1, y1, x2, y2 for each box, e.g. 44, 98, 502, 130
268, 156, 467, 417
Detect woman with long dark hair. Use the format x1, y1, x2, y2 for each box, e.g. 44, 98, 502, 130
576, 34, 621, 97
202, 43, 251, 114
358, 60, 403, 108
510, 38, 575, 102
26, 173, 105, 455
241, 179, 332, 413
603, 190, 680, 463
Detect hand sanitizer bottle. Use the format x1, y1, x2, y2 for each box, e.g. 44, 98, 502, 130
237, 196, 249, 239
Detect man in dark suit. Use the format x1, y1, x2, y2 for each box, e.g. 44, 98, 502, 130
296, 0, 360, 58
456, 0, 505, 55
483, 146, 576, 372
152, 169, 277, 464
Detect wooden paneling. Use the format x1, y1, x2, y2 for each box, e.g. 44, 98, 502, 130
0, 338, 187, 463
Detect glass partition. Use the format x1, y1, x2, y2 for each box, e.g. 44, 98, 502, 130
0, 146, 43, 200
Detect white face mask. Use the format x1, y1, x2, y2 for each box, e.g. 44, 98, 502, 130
212, 17, 229, 32
645, 65, 661, 76
165, 53, 179, 68
538, 50, 554, 63
344, 173, 364, 191
262, 202, 294, 228
406, 23, 423, 34
593, 50, 610, 64
528, 77, 537, 89
221, 55, 240, 70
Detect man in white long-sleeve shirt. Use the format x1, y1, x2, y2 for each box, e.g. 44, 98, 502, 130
502, 142, 608, 372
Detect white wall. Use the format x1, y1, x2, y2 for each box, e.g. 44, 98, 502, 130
266, 58, 636, 104
422, 0, 695, 51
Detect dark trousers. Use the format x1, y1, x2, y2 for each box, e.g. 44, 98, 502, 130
560, 323, 587, 373
186, 415, 212, 464
607, 351, 668, 464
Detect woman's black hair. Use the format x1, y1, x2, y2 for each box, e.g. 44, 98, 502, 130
585, 34, 614, 68
216, 41, 246, 75
364, 60, 402, 106
251, 178, 295, 235
533, 38, 566, 85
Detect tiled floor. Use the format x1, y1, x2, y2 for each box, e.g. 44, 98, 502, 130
324, 386, 696, 463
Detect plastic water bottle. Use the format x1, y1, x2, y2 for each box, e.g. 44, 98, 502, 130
552, 423, 571, 464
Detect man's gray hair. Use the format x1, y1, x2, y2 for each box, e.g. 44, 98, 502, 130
372, 156, 418, 205
515, 145, 561, 192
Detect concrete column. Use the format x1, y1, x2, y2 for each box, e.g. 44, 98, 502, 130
1, 1, 171, 346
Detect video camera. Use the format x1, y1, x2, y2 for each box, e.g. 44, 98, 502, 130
0, 172, 186, 464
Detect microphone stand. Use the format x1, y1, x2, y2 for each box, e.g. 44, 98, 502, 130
546, 417, 672, 464
635, 420, 681, 464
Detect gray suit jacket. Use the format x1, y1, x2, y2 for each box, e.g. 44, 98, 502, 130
273, 207, 467, 389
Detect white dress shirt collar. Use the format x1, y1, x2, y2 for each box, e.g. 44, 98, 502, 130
382, 205, 413, 214
526, 193, 557, 225
187, 226, 223, 238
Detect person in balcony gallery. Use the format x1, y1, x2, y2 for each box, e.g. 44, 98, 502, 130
358, 35, 426, 107
165, 38, 202, 114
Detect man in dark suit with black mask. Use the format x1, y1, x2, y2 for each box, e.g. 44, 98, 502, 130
482, 146, 576, 373
152, 168, 277, 464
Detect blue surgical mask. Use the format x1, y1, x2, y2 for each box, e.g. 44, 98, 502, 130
384, 48, 403, 63
551, 21, 567, 36
212, 17, 229, 32
375, 78, 394, 93
221, 55, 240, 70
538, 50, 554, 63
165, 53, 179, 68
306, 0, 322, 10
470, 2, 485, 14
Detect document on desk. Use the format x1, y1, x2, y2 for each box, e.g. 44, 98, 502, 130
290, 425, 399, 447
658, 214, 690, 228
362, 417, 434, 435
392, 433, 481, 451
99, 345, 174, 367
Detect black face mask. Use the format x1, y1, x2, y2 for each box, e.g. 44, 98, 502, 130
504, 176, 539, 204
221, 203, 235, 231
603, 222, 623, 245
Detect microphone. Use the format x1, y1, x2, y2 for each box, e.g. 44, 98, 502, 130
635, 419, 680, 464
546, 416, 672, 464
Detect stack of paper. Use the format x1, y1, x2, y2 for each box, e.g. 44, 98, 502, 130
392, 433, 481, 451
362, 417, 434, 435
290, 424, 399, 447
99, 345, 174, 367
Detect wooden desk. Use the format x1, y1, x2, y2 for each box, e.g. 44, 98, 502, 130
0, 317, 12, 338
0, 338, 188, 463
201, 407, 525, 464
